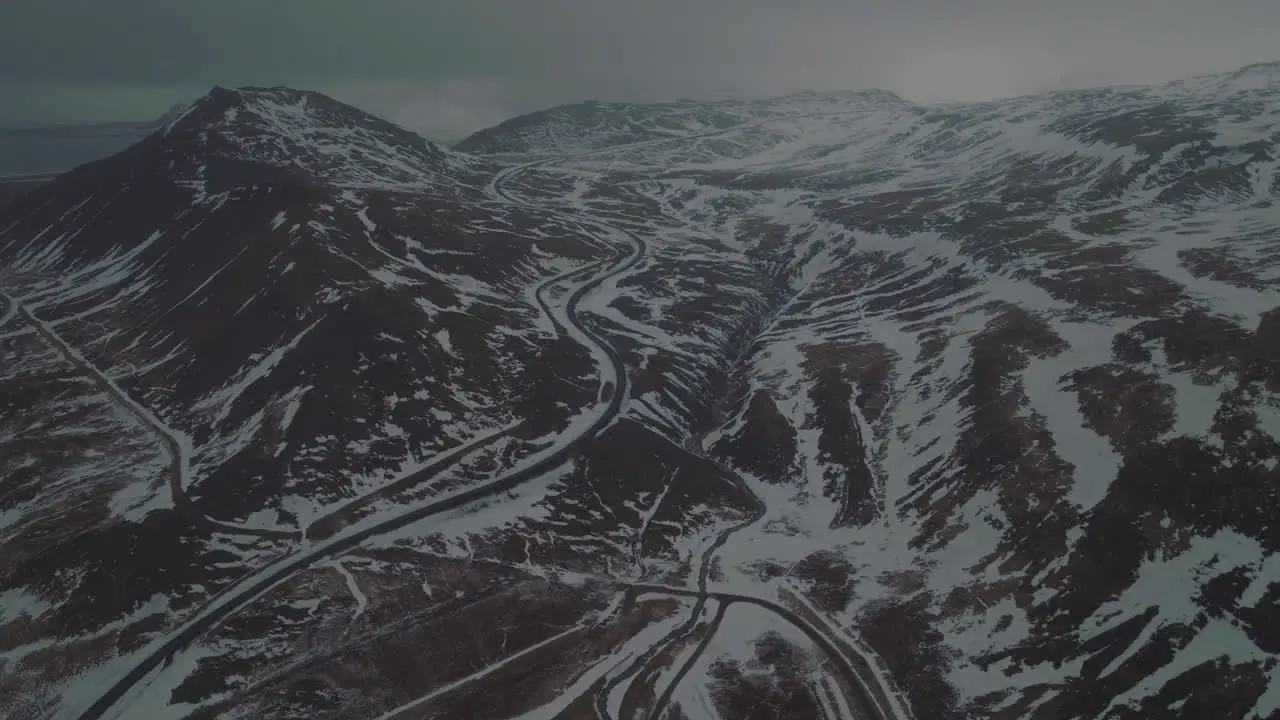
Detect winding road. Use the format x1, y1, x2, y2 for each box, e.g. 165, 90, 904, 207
68, 160, 643, 720
493, 151, 892, 720
303, 253, 613, 542
0, 291, 296, 541
588, 419, 893, 720
628, 583, 890, 720
65, 111, 905, 720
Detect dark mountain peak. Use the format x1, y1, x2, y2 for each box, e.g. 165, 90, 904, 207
73, 84, 465, 193
161, 85, 254, 128
163, 85, 428, 146
0, 84, 473, 244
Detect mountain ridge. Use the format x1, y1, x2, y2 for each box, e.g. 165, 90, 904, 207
2, 60, 1280, 720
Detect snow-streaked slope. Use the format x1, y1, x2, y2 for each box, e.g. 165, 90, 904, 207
455, 90, 911, 156
461, 63, 1280, 719
4, 64, 1280, 720
0, 87, 632, 717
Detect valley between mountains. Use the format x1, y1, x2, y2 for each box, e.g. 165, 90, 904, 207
3, 63, 1280, 720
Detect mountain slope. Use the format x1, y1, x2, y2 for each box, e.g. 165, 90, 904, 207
0, 87, 712, 718
3, 65, 1280, 720
460, 64, 1280, 720
455, 90, 910, 156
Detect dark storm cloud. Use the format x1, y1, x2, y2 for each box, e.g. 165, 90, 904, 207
1, 0, 1278, 135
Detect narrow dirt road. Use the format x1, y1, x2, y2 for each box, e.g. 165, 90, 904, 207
2, 291, 298, 541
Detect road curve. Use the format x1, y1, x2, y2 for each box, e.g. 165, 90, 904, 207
70, 167, 643, 720
619, 446, 775, 719
304, 255, 609, 541
69, 110, 893, 719
646, 598, 730, 719
492, 147, 878, 720
498, 130, 900, 719
1, 292, 297, 542
489, 160, 717, 720
304, 228, 629, 541
628, 583, 888, 720
593, 489, 766, 717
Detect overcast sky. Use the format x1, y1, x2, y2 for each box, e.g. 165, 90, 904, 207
2, 0, 1278, 139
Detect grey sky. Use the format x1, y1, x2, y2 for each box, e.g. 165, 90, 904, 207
2, 0, 1278, 139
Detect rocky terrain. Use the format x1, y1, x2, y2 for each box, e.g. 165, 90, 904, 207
2, 63, 1279, 720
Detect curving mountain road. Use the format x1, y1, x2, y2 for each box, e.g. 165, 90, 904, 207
593, 438, 893, 720
69, 114, 898, 719
303, 253, 611, 541
0, 291, 299, 542
68, 166, 643, 720
594, 477, 766, 718
492, 139, 897, 720
647, 598, 730, 719
627, 583, 890, 720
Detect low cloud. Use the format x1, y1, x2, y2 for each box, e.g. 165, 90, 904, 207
0, 0, 1278, 130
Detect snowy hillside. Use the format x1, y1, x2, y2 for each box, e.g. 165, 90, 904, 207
454, 89, 910, 156
458, 63, 1280, 720
3, 64, 1280, 720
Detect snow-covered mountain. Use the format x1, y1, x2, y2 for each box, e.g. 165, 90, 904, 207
454, 89, 910, 156
3, 64, 1280, 720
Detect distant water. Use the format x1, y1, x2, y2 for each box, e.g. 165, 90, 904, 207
0, 123, 157, 176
